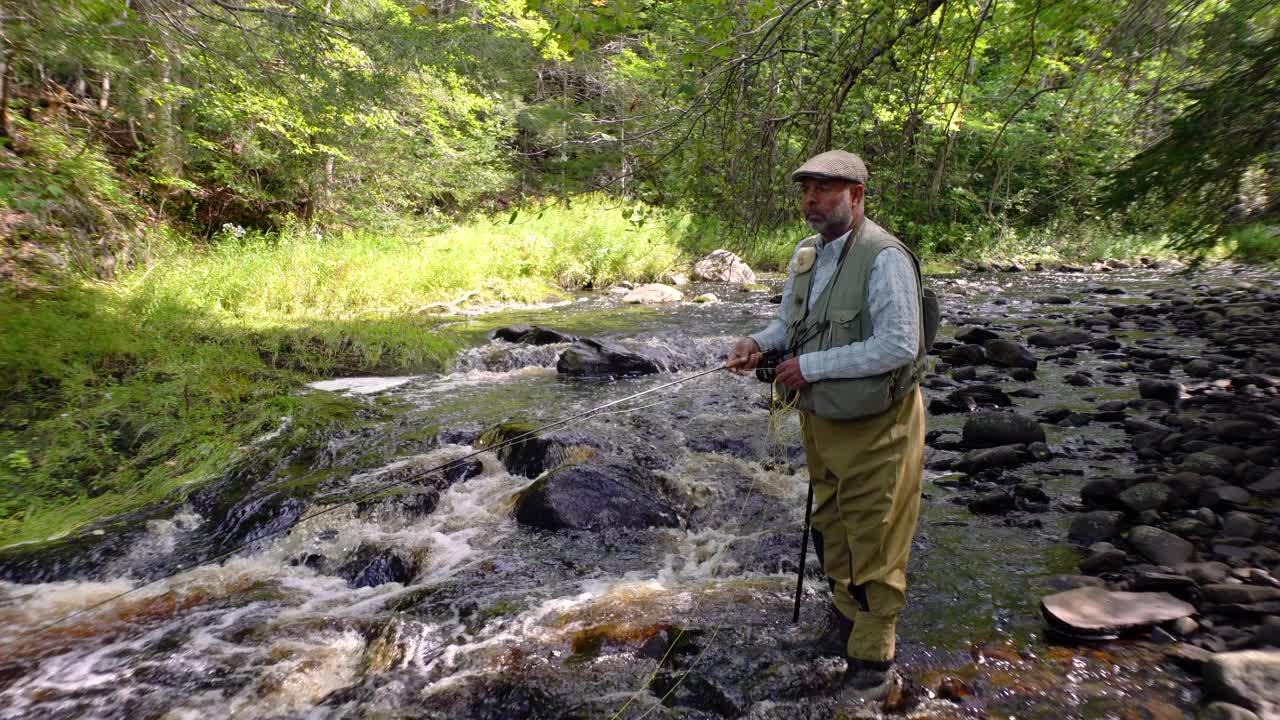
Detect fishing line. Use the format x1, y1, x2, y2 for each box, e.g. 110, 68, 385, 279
19, 364, 732, 639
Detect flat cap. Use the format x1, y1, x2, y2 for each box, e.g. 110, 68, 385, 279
790, 150, 868, 184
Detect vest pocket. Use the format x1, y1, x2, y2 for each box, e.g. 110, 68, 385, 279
828, 308, 861, 347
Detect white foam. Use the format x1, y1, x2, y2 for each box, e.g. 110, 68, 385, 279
307, 376, 419, 395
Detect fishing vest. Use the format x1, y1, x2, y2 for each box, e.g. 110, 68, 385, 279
783, 218, 928, 421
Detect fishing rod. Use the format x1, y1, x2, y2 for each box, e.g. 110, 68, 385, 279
22, 363, 733, 638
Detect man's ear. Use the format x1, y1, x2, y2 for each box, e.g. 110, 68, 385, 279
849, 183, 865, 205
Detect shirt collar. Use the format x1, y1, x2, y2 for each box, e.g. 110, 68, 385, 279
817, 227, 854, 252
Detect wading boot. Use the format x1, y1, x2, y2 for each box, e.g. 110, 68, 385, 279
813, 603, 854, 657
839, 658, 900, 704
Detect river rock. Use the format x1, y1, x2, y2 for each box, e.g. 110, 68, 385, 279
1080, 545, 1129, 574
1222, 512, 1260, 539
1186, 358, 1220, 378
983, 339, 1038, 369
1129, 525, 1195, 566
1183, 452, 1235, 479
968, 490, 1015, 514
1139, 379, 1182, 405
943, 385, 1013, 412
956, 327, 1000, 344
338, 545, 417, 588
1203, 650, 1280, 717
1040, 586, 1195, 637
1034, 294, 1073, 305
1027, 328, 1092, 347
477, 423, 596, 478
692, 250, 756, 284
492, 325, 576, 345
1174, 561, 1231, 585
1070, 511, 1126, 543
1248, 470, 1280, 497
1201, 486, 1251, 509
1081, 478, 1120, 507
513, 463, 680, 531
623, 283, 684, 304
692, 293, 719, 304
556, 338, 671, 378
954, 445, 1030, 473
1201, 585, 1280, 605
1201, 702, 1260, 720
942, 344, 986, 366
961, 411, 1045, 448
1118, 482, 1174, 514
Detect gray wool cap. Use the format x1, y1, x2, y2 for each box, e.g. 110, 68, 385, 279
790, 150, 868, 184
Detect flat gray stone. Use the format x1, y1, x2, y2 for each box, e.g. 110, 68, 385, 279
1203, 650, 1280, 716
1129, 525, 1195, 566
1201, 584, 1280, 605
1041, 586, 1195, 635
1070, 511, 1125, 543
1118, 482, 1173, 513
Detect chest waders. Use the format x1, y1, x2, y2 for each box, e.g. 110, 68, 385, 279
785, 220, 928, 665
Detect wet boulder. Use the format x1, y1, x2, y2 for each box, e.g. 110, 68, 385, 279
941, 344, 986, 366
956, 326, 1000, 344
556, 338, 673, 378
961, 411, 1045, 448
491, 325, 576, 345
692, 249, 756, 284
953, 444, 1030, 473
513, 463, 680, 531
1027, 328, 1092, 347
983, 339, 1038, 370
1069, 511, 1126, 543
1139, 379, 1182, 405
1117, 482, 1174, 514
337, 544, 418, 588
1182, 452, 1235, 479
937, 385, 1014, 413
477, 423, 597, 479
968, 489, 1015, 515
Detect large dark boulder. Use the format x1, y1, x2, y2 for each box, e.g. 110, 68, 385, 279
1128, 525, 1195, 566
953, 444, 1031, 473
556, 339, 674, 378
477, 423, 597, 479
492, 325, 576, 345
961, 411, 1045, 448
514, 463, 680, 531
942, 344, 986, 366
1138, 379, 1182, 405
983, 339, 1038, 370
1069, 511, 1125, 543
338, 544, 418, 588
1027, 329, 1092, 347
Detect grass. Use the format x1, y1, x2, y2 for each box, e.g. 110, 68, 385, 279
0, 195, 691, 546
1222, 223, 1280, 264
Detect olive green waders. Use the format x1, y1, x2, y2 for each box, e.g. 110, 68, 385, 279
800, 385, 925, 662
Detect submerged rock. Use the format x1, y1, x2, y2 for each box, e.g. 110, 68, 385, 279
338, 544, 418, 588
983, 338, 1038, 369
513, 463, 680, 531
961, 411, 1045, 448
491, 325, 576, 345
1040, 586, 1195, 638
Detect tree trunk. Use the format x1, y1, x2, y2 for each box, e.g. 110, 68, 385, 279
0, 51, 13, 139
99, 73, 110, 111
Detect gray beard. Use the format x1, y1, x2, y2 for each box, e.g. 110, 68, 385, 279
807, 206, 853, 238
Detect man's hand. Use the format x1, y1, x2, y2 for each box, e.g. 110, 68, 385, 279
726, 337, 761, 375
774, 357, 809, 390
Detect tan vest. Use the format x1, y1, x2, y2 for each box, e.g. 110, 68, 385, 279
783, 219, 926, 420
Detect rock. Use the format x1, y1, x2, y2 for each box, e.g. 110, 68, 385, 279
1201, 585, 1280, 605
1034, 294, 1073, 305
954, 445, 1030, 473
622, 283, 684, 304
477, 423, 593, 479
1172, 616, 1200, 636
1254, 617, 1280, 648
492, 325, 576, 345
692, 250, 756, 283
1027, 329, 1092, 347
1070, 511, 1126, 543
956, 327, 1001, 344
942, 344, 986, 366
1139, 379, 1183, 405
1081, 478, 1120, 507
1081, 547, 1129, 574
1213, 420, 1259, 442
1222, 512, 1260, 539
1201, 486, 1251, 509
983, 339, 1038, 369
692, 293, 719, 304
1247, 470, 1280, 497
1200, 702, 1260, 720
1203, 650, 1280, 716
1118, 482, 1174, 514
513, 463, 680, 531
337, 545, 417, 588
961, 412, 1045, 448
1129, 525, 1195, 566
1183, 452, 1236, 479
1040, 587, 1196, 638
662, 272, 689, 286
968, 490, 1015, 514
556, 338, 671, 378
945, 384, 1013, 411
1174, 561, 1232, 585
1186, 359, 1220, 378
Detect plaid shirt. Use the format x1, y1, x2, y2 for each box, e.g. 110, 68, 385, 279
750, 227, 920, 382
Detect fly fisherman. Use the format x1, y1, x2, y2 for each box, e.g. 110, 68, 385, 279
726, 150, 927, 702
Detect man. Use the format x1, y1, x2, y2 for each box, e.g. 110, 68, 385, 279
726, 150, 926, 702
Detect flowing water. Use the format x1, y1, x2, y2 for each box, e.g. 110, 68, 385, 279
6, 266, 1263, 719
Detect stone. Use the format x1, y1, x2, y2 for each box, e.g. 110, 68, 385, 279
1202, 650, 1280, 716
1081, 478, 1120, 507
1080, 547, 1128, 574
338, 545, 417, 589
1129, 525, 1195, 566
1201, 486, 1252, 509
1174, 561, 1232, 585
1034, 294, 1073, 305
1040, 587, 1195, 637
1070, 511, 1126, 543
956, 326, 1001, 344
1186, 359, 1220, 378
942, 344, 986, 366
954, 445, 1030, 473
942, 385, 1013, 412
692, 293, 720, 304
1254, 617, 1280, 648
556, 338, 672, 378
983, 339, 1038, 369
1247, 470, 1280, 497
1212, 420, 1259, 442
1027, 329, 1092, 347
1183, 452, 1236, 479
1200, 702, 1260, 720
1172, 616, 1199, 636
622, 283, 684, 304
1222, 512, 1260, 539
1139, 379, 1183, 405
492, 325, 576, 345
961, 411, 1046, 448
514, 463, 680, 531
1118, 482, 1174, 514
692, 249, 756, 283
1201, 585, 1280, 605
968, 490, 1016, 514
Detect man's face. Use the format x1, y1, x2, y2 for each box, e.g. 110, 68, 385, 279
798, 177, 862, 238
